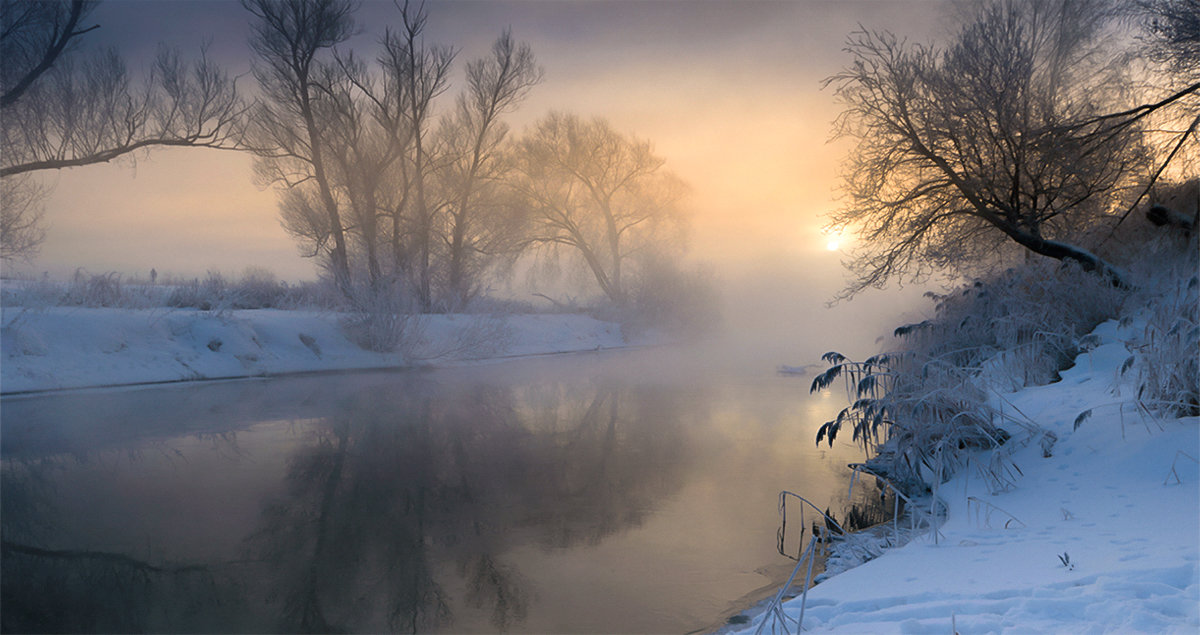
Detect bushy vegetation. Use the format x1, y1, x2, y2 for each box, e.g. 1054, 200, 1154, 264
1, 268, 328, 311
812, 235, 1196, 491
338, 282, 423, 354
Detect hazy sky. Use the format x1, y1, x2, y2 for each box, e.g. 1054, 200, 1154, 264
14, 0, 953, 320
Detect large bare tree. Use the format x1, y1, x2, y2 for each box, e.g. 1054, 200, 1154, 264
826, 0, 1198, 297
377, 1, 455, 311
512, 113, 686, 307
320, 54, 404, 289
243, 0, 357, 292
437, 30, 542, 309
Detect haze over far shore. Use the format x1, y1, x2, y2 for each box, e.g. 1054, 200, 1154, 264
12, 1, 950, 289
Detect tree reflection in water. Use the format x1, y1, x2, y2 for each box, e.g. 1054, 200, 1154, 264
0, 370, 698, 632
242, 375, 693, 633
1, 459, 245, 633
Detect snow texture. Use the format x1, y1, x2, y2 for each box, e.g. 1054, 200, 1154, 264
734, 319, 1199, 634
1, 307, 629, 394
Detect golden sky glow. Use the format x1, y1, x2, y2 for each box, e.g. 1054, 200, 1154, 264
15, 0, 951, 285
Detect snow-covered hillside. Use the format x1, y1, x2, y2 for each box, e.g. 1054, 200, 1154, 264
733, 319, 1199, 633
1, 307, 630, 394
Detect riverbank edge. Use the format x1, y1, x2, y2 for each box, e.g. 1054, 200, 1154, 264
719, 313, 1199, 633
1, 307, 638, 395
0, 345, 652, 399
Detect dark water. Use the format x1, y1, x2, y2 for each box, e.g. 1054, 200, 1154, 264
1, 347, 875, 633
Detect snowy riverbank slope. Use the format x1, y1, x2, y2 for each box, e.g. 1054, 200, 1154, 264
1, 307, 629, 394
736, 319, 1199, 634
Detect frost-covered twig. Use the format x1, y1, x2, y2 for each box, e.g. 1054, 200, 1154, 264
1164, 451, 1199, 485
967, 496, 1027, 529
754, 535, 818, 635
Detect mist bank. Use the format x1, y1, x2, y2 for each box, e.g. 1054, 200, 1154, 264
0, 308, 632, 395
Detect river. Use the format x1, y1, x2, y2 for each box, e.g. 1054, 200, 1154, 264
1, 345, 879, 633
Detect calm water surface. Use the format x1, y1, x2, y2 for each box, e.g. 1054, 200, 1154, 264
1, 347, 875, 633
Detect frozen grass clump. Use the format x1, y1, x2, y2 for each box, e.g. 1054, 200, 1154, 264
904, 259, 1129, 391
812, 259, 1131, 490
1123, 269, 1199, 418
810, 348, 1017, 490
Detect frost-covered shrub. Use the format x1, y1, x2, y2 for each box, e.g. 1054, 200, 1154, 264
232, 266, 285, 309
340, 282, 423, 354
810, 349, 1013, 490
812, 259, 1128, 489
272, 278, 343, 310
63, 270, 125, 307
901, 259, 1127, 390
165, 271, 241, 312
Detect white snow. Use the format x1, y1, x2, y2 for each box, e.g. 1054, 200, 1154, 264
0, 307, 631, 394
734, 319, 1199, 634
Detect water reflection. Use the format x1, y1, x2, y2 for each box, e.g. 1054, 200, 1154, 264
2, 360, 723, 633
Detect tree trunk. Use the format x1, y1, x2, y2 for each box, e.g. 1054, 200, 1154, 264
1001, 226, 1129, 288
301, 91, 352, 295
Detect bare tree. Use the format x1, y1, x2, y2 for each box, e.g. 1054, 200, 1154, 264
1, 0, 243, 258
321, 54, 402, 289
437, 30, 541, 309
512, 113, 687, 307
243, 0, 357, 293
824, 0, 1194, 297
377, 1, 455, 311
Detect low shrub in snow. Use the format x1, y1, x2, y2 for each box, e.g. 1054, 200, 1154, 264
166, 271, 232, 311
233, 266, 287, 309
64, 270, 126, 307
165, 269, 293, 311
339, 282, 425, 354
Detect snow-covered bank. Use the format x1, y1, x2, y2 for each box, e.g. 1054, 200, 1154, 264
1, 307, 630, 394
733, 319, 1199, 634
